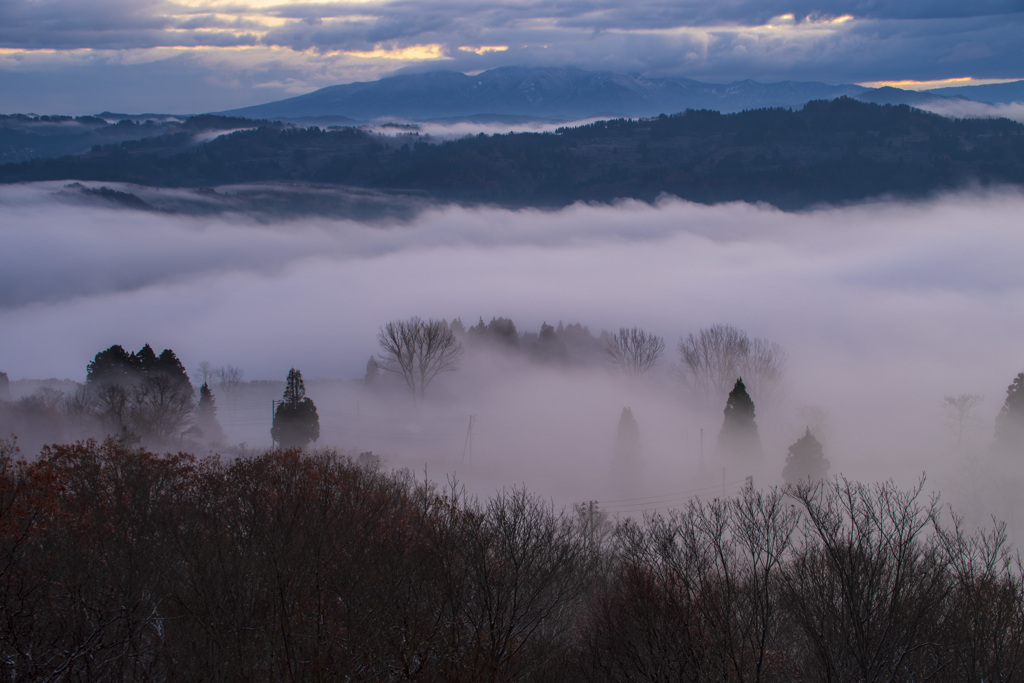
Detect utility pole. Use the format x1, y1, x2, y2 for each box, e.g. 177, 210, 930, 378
271, 399, 278, 448
462, 415, 474, 464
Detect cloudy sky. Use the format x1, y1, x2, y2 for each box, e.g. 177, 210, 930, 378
0, 0, 1022, 114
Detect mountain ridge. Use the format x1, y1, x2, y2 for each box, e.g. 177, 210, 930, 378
219, 66, 876, 121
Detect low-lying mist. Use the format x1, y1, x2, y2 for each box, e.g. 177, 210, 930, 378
2, 182, 1023, 529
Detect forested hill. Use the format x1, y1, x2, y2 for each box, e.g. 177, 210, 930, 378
3, 98, 1023, 210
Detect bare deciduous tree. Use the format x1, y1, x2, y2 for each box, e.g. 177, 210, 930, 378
195, 361, 215, 386
377, 317, 463, 400
216, 364, 244, 404
605, 327, 665, 375
678, 324, 786, 405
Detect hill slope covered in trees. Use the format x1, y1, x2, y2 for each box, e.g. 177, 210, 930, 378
2, 98, 1023, 210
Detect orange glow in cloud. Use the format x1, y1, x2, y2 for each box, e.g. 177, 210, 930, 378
458, 45, 509, 55
340, 44, 448, 60
860, 77, 1022, 90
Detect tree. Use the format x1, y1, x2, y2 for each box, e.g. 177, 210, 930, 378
0, 371, 8, 401
195, 361, 215, 386
271, 369, 320, 449
217, 365, 245, 404
86, 344, 135, 386
941, 393, 984, 451
782, 427, 829, 485
194, 382, 227, 446
613, 407, 643, 463
715, 378, 763, 461
377, 317, 463, 399
678, 324, 786, 405
85, 343, 194, 445
995, 372, 1024, 452
605, 327, 665, 375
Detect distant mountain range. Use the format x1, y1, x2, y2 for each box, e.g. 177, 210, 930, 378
219, 66, 1024, 123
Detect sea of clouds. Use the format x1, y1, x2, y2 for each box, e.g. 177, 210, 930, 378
2, 182, 1023, 519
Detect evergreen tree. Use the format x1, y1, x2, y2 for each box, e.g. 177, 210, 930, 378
783, 427, 830, 485
0, 371, 8, 401
611, 406, 643, 492
134, 344, 159, 372
715, 378, 763, 461
85, 343, 194, 445
272, 368, 320, 449
613, 407, 643, 464
282, 368, 305, 408
995, 371, 1024, 451
364, 356, 381, 388
195, 382, 227, 446
86, 345, 136, 386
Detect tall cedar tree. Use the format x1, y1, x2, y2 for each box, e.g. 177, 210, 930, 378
195, 382, 227, 446
782, 427, 830, 484
271, 368, 320, 449
613, 407, 642, 464
715, 378, 763, 461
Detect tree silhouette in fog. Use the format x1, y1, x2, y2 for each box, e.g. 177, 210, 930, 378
782, 427, 829, 485
271, 368, 320, 449
377, 317, 463, 399
194, 382, 227, 446
0, 371, 8, 401
678, 324, 786, 406
605, 327, 664, 375
613, 408, 642, 463
995, 371, 1024, 452
715, 378, 763, 461
85, 343, 194, 445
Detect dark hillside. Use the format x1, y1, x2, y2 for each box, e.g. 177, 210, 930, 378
3, 98, 1023, 210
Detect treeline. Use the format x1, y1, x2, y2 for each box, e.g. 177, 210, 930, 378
2, 99, 1023, 209
0, 437, 1021, 681
0, 113, 260, 165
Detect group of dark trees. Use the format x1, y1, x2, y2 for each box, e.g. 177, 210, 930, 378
0, 436, 1022, 681
3, 98, 1023, 209
369, 316, 666, 399
83, 344, 195, 445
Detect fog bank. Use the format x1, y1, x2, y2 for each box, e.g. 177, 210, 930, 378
2, 183, 1023, 517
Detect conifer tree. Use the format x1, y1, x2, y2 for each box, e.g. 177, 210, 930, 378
782, 427, 829, 484
195, 382, 227, 446
715, 378, 763, 461
995, 371, 1024, 452
613, 407, 642, 464
272, 368, 320, 449
364, 356, 381, 388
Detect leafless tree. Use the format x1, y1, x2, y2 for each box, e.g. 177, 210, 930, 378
216, 364, 244, 404
678, 324, 786, 405
782, 477, 951, 681
194, 361, 215, 386
377, 317, 463, 400
605, 327, 665, 375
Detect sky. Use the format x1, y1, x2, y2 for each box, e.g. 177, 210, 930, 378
0, 0, 1022, 114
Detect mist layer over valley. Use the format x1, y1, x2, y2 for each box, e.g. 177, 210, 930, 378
2, 183, 1024, 528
